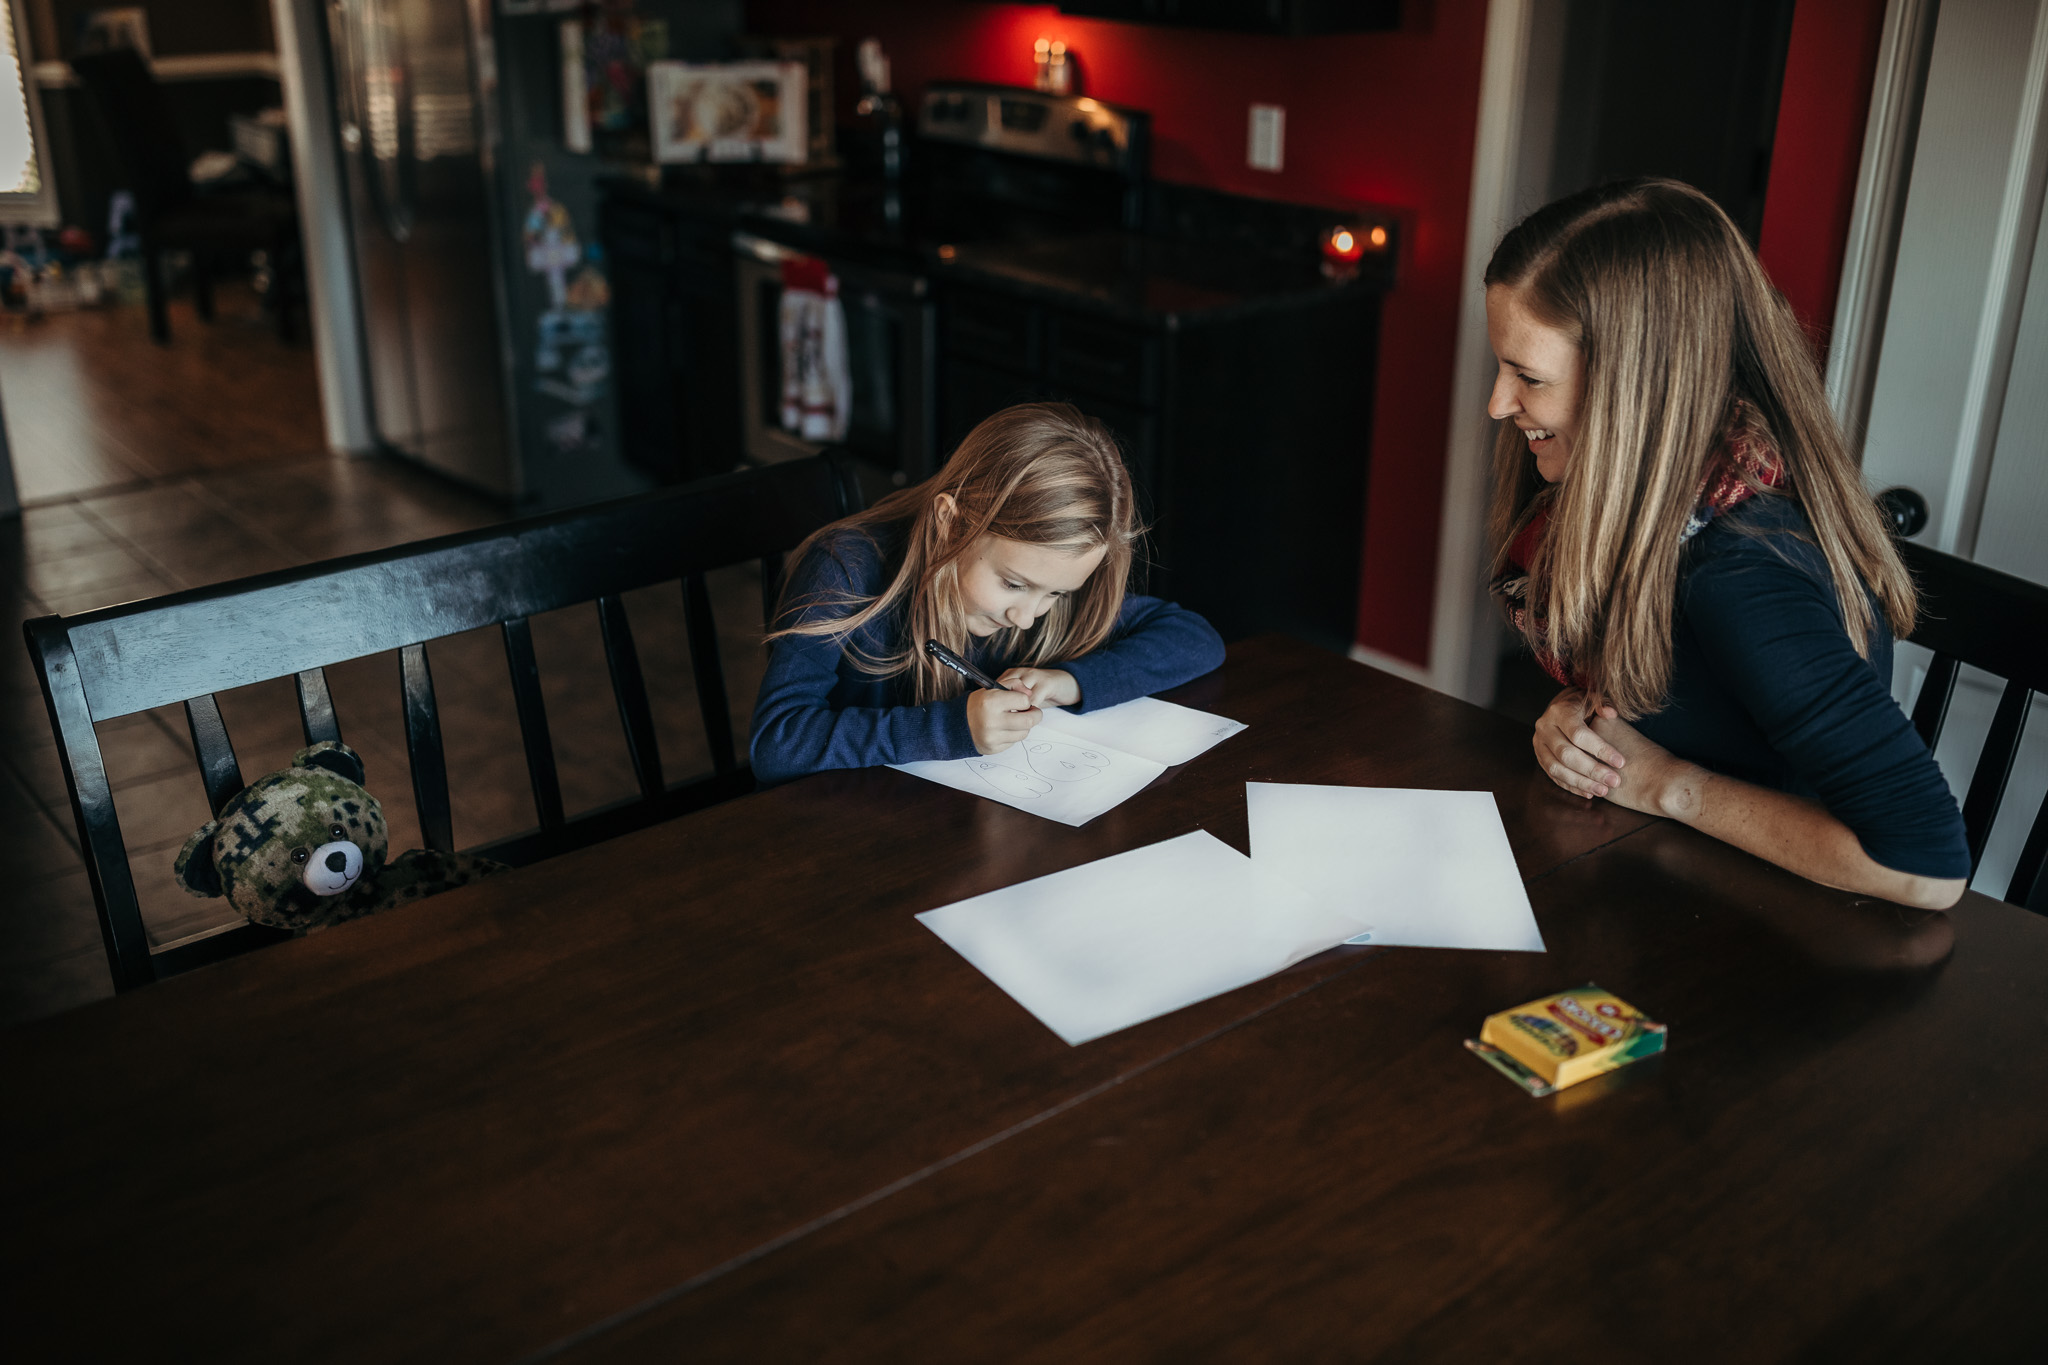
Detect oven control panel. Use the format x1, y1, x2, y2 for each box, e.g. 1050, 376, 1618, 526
919, 83, 1147, 176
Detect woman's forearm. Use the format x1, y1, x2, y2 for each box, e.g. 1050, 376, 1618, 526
1655, 764, 1965, 910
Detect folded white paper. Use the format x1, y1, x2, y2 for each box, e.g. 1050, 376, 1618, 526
917, 829, 1369, 1045
890, 697, 1244, 826
892, 727, 1166, 827
1041, 696, 1247, 766
1246, 783, 1545, 953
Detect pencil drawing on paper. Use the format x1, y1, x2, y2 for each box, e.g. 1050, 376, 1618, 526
1023, 741, 1109, 782
971, 759, 1053, 799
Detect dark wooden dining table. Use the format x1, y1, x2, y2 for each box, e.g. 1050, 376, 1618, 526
8, 636, 2045, 1362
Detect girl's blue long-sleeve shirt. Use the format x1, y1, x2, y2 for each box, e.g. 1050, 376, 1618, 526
1634, 495, 1969, 880
750, 527, 1227, 785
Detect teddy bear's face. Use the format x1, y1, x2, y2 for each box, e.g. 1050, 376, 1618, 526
176, 743, 391, 930
212, 768, 389, 924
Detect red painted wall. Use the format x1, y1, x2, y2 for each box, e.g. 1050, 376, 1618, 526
749, 0, 1491, 667
746, 0, 1885, 669
1758, 0, 1889, 346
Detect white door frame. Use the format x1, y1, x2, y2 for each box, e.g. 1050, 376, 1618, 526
1353, 0, 1554, 699
1931, 0, 2048, 559
270, 0, 376, 455
1831, 0, 2048, 565
1826, 0, 1942, 454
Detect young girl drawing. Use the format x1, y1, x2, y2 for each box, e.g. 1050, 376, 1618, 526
750, 402, 1225, 785
1485, 178, 1969, 909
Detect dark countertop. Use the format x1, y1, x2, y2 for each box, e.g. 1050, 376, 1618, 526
604, 168, 923, 276
936, 230, 1377, 326
603, 168, 1391, 325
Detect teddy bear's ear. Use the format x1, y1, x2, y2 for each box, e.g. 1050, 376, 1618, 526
296, 740, 365, 786
173, 821, 225, 899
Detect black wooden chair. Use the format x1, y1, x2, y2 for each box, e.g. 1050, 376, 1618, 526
70, 47, 304, 344
1898, 540, 2048, 912
24, 456, 861, 991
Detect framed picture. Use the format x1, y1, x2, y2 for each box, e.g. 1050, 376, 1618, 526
648, 61, 807, 165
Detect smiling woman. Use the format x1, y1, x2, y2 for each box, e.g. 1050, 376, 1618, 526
749, 402, 1224, 785
1484, 285, 1585, 486
1481, 178, 1969, 911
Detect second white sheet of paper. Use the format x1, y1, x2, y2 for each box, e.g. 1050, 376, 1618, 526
1246, 782, 1545, 952
917, 829, 1367, 1046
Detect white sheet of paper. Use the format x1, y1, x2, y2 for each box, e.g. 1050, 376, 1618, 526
917, 830, 1369, 1045
1040, 696, 1247, 766
1246, 783, 1546, 953
891, 727, 1166, 827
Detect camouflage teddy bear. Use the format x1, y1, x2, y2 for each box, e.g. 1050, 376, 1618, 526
173, 740, 505, 933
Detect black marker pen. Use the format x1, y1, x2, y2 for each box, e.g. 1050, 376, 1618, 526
925, 639, 1004, 691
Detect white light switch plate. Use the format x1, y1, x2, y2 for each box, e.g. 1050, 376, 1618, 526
1248, 104, 1285, 172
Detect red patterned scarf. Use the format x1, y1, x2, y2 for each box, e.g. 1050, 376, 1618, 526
1490, 401, 1786, 688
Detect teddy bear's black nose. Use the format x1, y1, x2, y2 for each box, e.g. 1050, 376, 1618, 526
325, 850, 349, 872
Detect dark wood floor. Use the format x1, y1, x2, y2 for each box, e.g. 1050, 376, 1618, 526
1, 286, 770, 1024
1, 280, 327, 503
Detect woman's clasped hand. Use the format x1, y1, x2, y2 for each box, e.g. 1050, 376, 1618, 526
1535, 687, 1715, 823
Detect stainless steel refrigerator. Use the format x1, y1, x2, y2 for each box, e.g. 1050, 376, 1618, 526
324, 1, 733, 510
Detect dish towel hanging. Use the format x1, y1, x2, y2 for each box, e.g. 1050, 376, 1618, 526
778, 255, 851, 442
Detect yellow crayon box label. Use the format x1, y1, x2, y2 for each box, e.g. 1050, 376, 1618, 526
1470, 985, 1666, 1095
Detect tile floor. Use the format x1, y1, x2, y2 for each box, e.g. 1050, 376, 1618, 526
2, 287, 772, 1025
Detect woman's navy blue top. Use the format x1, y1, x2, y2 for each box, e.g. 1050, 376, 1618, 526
1634, 494, 1969, 880
749, 526, 1227, 786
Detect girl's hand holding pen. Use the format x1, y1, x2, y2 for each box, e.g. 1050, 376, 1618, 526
968, 684, 1041, 755
997, 667, 1080, 709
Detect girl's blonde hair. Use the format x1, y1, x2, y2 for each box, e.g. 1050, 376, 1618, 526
1485, 177, 1915, 718
771, 402, 1142, 703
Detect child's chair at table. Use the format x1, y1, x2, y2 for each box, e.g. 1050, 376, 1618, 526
24, 455, 863, 990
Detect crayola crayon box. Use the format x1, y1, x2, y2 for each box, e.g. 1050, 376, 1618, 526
1465, 985, 1666, 1097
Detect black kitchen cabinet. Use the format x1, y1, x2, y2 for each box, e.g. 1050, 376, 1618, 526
937, 275, 1380, 652
600, 185, 745, 485
1057, 0, 1400, 35
600, 161, 1395, 652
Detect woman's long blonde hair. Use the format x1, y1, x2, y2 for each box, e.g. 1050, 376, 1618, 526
1485, 178, 1915, 718
771, 403, 1142, 703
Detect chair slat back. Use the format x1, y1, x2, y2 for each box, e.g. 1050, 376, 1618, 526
1958, 681, 2032, 870
1898, 541, 2048, 910
400, 643, 455, 854
23, 455, 862, 990
683, 571, 737, 774
23, 620, 153, 991
68, 49, 194, 214
2016, 804, 2048, 915
597, 594, 665, 800
500, 617, 566, 830
297, 668, 343, 746
183, 695, 246, 817
1908, 653, 1959, 751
